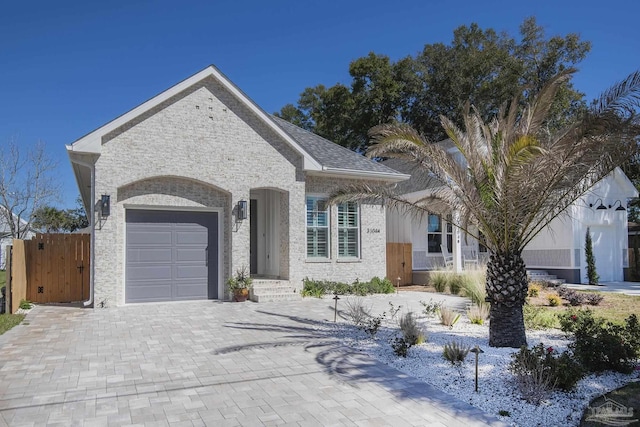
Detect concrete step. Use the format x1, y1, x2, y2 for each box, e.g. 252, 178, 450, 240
250, 279, 301, 302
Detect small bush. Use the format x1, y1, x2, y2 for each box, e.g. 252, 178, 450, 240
369, 277, 395, 294
528, 284, 541, 297
442, 341, 470, 366
391, 336, 411, 357
420, 299, 443, 317
361, 313, 386, 338
509, 343, 584, 404
301, 278, 329, 298
448, 274, 464, 295
584, 293, 604, 306
344, 298, 371, 326
467, 303, 489, 325
547, 294, 561, 307
523, 304, 558, 330
399, 312, 425, 346
431, 272, 448, 293
559, 310, 640, 373
498, 410, 511, 417
18, 300, 32, 310
439, 306, 461, 328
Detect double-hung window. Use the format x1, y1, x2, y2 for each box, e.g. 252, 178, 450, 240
306, 196, 329, 258
427, 213, 453, 253
338, 202, 360, 258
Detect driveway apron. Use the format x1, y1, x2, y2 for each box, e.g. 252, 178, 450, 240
0, 295, 505, 426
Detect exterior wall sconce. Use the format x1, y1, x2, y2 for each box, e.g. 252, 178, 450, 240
237, 200, 248, 220
611, 200, 627, 211
100, 195, 111, 217
589, 198, 607, 210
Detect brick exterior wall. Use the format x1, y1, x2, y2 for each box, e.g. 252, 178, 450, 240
92, 76, 386, 305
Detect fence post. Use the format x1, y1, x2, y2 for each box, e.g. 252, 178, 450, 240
10, 240, 27, 314
4, 245, 12, 315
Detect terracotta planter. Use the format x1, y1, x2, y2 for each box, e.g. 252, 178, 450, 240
233, 289, 249, 302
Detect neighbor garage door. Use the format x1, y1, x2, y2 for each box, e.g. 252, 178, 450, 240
126, 209, 218, 303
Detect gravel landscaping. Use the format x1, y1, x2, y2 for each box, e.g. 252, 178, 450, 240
326, 293, 640, 427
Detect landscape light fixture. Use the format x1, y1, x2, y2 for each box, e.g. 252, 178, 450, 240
589, 198, 607, 210
611, 200, 626, 211
237, 200, 248, 220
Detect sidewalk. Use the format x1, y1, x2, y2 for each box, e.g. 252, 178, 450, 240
564, 281, 640, 296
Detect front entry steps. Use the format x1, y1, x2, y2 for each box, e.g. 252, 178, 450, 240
250, 278, 302, 302
527, 270, 566, 286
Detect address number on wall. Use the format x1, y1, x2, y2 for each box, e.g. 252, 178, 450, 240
366, 228, 381, 234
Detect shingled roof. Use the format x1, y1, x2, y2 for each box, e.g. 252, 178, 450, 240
272, 116, 407, 179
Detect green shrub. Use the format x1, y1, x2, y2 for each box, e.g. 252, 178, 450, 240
523, 304, 558, 330
301, 278, 329, 298
547, 294, 561, 307
430, 272, 448, 292
448, 274, 464, 295
370, 277, 395, 294
391, 336, 411, 357
528, 284, 540, 297
467, 303, 489, 325
559, 310, 640, 373
509, 343, 584, 403
19, 300, 32, 310
442, 341, 470, 366
301, 277, 395, 298
419, 299, 443, 317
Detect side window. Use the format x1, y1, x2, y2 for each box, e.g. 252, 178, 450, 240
306, 196, 329, 258
338, 202, 360, 258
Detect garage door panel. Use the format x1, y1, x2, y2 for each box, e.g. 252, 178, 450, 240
126, 209, 218, 303
174, 282, 208, 299
128, 229, 173, 245
127, 265, 173, 280
176, 264, 208, 279
176, 248, 206, 262
128, 248, 173, 263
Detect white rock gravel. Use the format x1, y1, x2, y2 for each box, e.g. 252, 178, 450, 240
324, 294, 639, 427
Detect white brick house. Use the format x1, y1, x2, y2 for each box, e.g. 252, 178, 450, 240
67, 65, 408, 306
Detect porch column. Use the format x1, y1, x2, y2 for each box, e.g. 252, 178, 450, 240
452, 210, 463, 273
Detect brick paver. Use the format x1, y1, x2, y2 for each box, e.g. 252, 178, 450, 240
0, 293, 506, 426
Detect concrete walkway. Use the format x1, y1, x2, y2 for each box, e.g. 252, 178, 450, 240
0, 293, 505, 427
564, 281, 640, 296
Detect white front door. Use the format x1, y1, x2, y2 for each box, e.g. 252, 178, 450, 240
590, 226, 616, 282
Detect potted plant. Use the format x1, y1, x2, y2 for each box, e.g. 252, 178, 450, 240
227, 266, 253, 302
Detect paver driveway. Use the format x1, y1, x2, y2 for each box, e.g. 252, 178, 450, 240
0, 294, 505, 426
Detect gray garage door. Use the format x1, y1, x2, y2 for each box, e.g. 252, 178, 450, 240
126, 210, 218, 303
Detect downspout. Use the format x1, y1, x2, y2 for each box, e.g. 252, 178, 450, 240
70, 157, 96, 307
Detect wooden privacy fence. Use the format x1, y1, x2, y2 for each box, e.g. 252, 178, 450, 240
386, 242, 412, 286
8, 234, 90, 311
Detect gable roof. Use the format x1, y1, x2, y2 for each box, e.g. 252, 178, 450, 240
272, 116, 407, 181
67, 65, 408, 182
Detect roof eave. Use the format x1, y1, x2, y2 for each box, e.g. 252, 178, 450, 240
309, 167, 410, 183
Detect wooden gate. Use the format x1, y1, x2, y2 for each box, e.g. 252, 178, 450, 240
386, 243, 412, 286
12, 234, 90, 305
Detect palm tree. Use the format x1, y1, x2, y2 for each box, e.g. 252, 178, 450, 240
329, 69, 640, 347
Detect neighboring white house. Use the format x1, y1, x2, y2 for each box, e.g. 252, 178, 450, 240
0, 209, 35, 270
386, 152, 638, 284
67, 65, 408, 306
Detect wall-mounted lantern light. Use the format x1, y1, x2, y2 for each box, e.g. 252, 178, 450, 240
611, 200, 627, 211
589, 198, 607, 210
100, 195, 111, 218
237, 200, 248, 220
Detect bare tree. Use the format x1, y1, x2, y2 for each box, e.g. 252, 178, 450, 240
0, 139, 60, 238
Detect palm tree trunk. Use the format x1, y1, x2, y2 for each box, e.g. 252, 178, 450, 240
486, 251, 528, 348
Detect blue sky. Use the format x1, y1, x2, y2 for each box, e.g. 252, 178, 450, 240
1, 0, 638, 210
